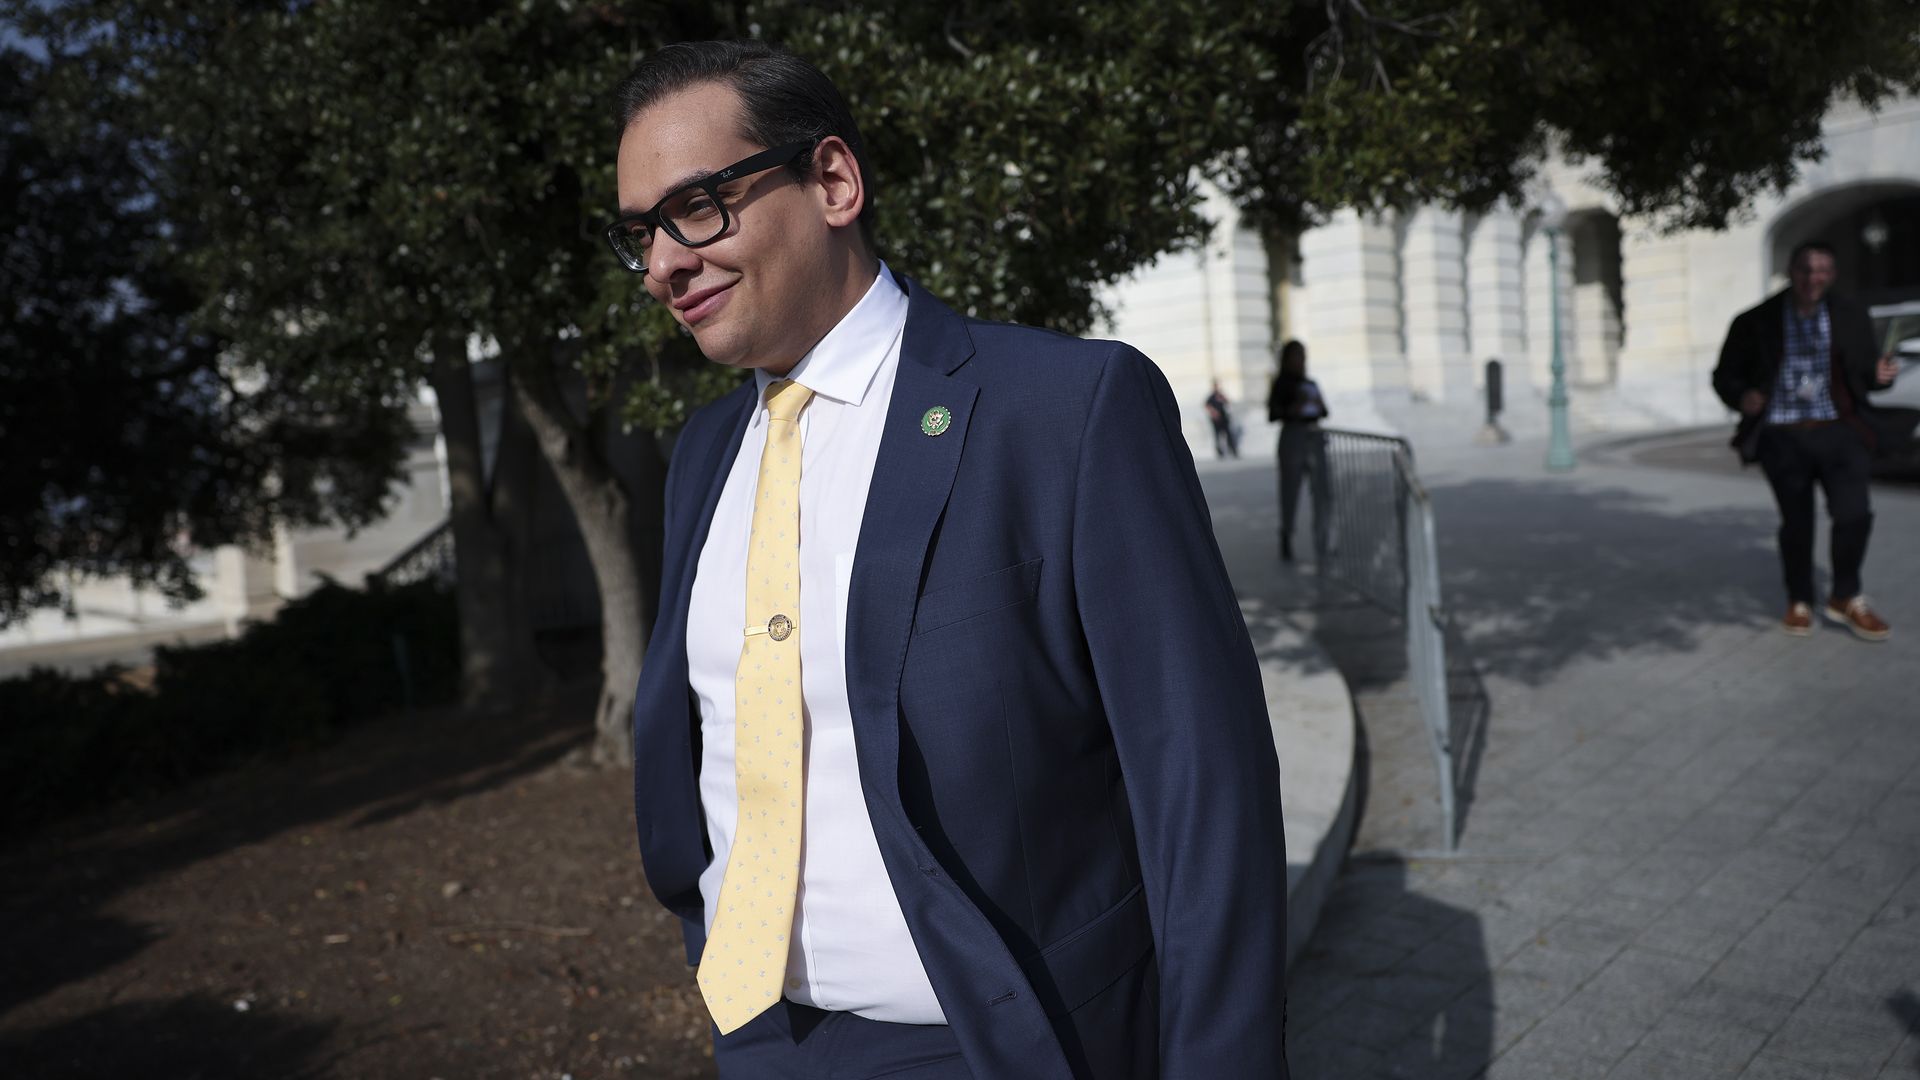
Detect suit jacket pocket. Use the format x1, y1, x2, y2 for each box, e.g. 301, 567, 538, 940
1018, 884, 1154, 1016
912, 557, 1043, 635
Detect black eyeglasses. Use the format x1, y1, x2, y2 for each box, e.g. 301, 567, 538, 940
603, 141, 814, 273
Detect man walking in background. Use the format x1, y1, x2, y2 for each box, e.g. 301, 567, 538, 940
611, 40, 1290, 1079
1204, 379, 1240, 459
1713, 240, 1899, 640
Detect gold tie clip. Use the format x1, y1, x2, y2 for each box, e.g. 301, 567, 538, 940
743, 613, 796, 641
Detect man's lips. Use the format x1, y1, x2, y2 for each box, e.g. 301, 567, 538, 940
674, 282, 735, 327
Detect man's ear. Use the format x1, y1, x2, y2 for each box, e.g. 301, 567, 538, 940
810, 135, 865, 229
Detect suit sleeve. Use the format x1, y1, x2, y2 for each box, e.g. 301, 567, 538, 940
1713, 311, 1756, 412
1071, 346, 1290, 1076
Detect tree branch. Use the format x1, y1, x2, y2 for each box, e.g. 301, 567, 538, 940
1307, 0, 1455, 92
942, 12, 975, 60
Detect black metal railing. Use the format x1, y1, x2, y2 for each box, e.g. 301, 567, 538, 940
372, 520, 454, 588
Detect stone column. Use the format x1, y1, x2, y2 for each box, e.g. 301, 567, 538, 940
1100, 245, 1212, 455
271, 522, 305, 601
1615, 220, 1705, 422
212, 544, 282, 635
1571, 281, 1620, 385
1297, 208, 1405, 426
1401, 206, 1473, 403
1198, 187, 1278, 454
1466, 206, 1530, 394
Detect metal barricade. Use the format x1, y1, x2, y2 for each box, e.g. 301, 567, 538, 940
1315, 429, 1458, 850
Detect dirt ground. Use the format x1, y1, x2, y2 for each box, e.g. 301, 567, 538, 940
0, 685, 719, 1080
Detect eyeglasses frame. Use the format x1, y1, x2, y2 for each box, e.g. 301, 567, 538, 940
602, 140, 816, 273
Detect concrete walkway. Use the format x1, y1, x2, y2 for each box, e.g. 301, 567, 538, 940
1200, 414, 1920, 1080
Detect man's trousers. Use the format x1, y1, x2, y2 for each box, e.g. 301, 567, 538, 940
713, 999, 971, 1079
1757, 422, 1874, 604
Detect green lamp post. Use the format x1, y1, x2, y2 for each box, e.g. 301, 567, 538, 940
1539, 190, 1575, 471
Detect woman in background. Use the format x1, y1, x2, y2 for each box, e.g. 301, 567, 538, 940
1266, 340, 1331, 563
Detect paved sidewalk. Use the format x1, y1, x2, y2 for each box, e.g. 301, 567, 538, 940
1201, 418, 1920, 1080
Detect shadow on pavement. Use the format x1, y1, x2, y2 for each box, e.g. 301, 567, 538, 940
1889, 989, 1920, 1071
1428, 479, 1780, 685
1442, 622, 1493, 844
1286, 854, 1491, 1078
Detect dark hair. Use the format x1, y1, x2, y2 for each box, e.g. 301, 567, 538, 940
1278, 339, 1307, 376
1788, 240, 1837, 271
613, 41, 877, 241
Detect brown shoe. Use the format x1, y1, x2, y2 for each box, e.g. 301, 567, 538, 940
1782, 602, 1814, 636
1823, 595, 1891, 641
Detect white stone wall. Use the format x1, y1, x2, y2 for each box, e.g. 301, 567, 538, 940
1615, 224, 1698, 422
1102, 184, 1278, 459
1101, 95, 1920, 446
0, 398, 449, 668
271, 409, 450, 599
1466, 206, 1530, 396
1292, 209, 1404, 433
1614, 94, 1920, 425
1402, 207, 1473, 403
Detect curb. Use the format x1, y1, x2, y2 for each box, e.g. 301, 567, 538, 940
1249, 620, 1362, 971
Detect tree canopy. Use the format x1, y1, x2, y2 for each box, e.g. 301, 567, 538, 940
0, 46, 407, 624
1222, 0, 1920, 233
9, 0, 1919, 713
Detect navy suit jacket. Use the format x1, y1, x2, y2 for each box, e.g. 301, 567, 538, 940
631, 277, 1290, 1079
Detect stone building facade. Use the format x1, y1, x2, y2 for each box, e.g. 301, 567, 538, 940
1106, 93, 1920, 460
9, 95, 1916, 668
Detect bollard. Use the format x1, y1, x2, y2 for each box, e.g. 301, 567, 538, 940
1476, 359, 1511, 445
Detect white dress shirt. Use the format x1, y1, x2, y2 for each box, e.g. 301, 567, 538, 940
686, 263, 946, 1023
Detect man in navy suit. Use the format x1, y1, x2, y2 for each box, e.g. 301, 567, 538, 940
611, 40, 1289, 1079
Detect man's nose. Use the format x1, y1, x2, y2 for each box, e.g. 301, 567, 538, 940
646, 230, 701, 287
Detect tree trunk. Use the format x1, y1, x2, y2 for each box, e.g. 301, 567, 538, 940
488, 374, 553, 688
1260, 220, 1298, 348
428, 336, 540, 707
510, 357, 661, 766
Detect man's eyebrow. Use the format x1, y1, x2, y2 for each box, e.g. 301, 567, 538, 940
616, 165, 721, 218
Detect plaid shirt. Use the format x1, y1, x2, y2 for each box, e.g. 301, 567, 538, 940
1766, 302, 1838, 424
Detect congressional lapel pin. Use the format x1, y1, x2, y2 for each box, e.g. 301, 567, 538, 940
920, 405, 953, 437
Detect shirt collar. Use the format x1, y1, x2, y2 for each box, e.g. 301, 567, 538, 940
1785, 299, 1829, 326
753, 261, 908, 411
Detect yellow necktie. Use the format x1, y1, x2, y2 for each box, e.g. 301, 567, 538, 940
698, 379, 814, 1035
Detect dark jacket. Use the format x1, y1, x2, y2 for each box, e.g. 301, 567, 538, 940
1266, 375, 1328, 425
633, 277, 1290, 1079
1712, 289, 1892, 460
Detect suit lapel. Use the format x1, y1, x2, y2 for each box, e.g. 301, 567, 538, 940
844, 280, 979, 797
632, 380, 753, 911
835, 284, 1076, 1075
679, 384, 756, 597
